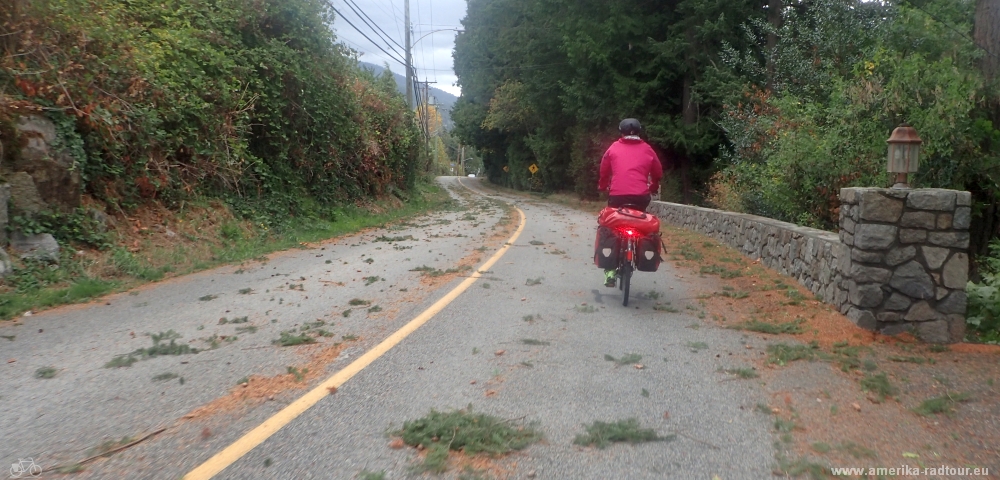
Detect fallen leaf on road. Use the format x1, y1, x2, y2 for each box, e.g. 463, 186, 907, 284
634, 364, 645, 369
485, 389, 497, 397
495, 350, 505, 356
327, 386, 337, 395
663, 411, 670, 419
470, 380, 477, 385
389, 438, 405, 449
201, 428, 212, 440
852, 402, 861, 412
7, 359, 15, 363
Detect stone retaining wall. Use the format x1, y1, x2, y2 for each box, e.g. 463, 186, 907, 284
647, 187, 969, 343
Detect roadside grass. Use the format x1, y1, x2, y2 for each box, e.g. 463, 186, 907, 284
358, 470, 386, 480
653, 303, 679, 312
393, 407, 542, 473
837, 441, 878, 459
686, 341, 709, 352
572, 418, 674, 449
286, 366, 308, 382
860, 373, 897, 401
888, 355, 934, 364
273, 331, 316, 347
0, 181, 450, 321
0, 277, 116, 320
699, 264, 742, 278
521, 338, 550, 346
409, 265, 470, 277
152, 372, 180, 382
604, 353, 642, 365
729, 318, 805, 334
766, 342, 821, 365
721, 367, 759, 379
776, 455, 829, 479
104, 330, 199, 368
912, 392, 971, 416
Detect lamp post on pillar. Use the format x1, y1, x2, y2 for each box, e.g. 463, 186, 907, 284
887, 124, 923, 189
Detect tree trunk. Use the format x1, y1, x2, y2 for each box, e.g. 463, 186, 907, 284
765, 0, 783, 90
976, 0, 1000, 124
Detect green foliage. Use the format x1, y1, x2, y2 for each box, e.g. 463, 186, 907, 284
860, 373, 897, 401
104, 330, 198, 368
10, 209, 114, 250
572, 418, 673, 449
912, 392, 971, 416
709, 0, 997, 230
968, 239, 1000, 343
453, 0, 759, 194
767, 342, 820, 365
1, 0, 421, 224
394, 407, 542, 470
273, 330, 316, 347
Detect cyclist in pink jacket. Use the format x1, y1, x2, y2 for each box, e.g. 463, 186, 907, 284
597, 118, 663, 286
599, 118, 663, 210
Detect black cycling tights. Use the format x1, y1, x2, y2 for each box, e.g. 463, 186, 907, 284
607, 194, 651, 211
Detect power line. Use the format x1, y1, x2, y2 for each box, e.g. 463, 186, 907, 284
343, 0, 405, 52
429, 0, 437, 84
330, 4, 408, 67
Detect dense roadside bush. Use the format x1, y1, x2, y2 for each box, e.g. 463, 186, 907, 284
967, 239, 1000, 343
0, 0, 422, 228
707, 0, 995, 230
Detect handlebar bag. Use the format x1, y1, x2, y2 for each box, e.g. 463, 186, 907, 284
597, 207, 661, 235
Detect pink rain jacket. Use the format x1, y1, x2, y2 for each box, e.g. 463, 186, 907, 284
598, 137, 663, 196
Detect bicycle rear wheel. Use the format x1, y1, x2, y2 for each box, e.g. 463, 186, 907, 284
621, 261, 633, 306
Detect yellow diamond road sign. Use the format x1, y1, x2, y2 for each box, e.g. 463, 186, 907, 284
528, 164, 539, 174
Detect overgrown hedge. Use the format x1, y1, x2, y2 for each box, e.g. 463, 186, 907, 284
0, 0, 421, 226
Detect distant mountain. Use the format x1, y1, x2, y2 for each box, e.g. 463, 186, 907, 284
358, 62, 457, 130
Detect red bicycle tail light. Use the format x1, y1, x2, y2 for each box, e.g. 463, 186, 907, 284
625, 229, 635, 237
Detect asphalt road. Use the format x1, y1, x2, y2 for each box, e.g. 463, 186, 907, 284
1, 177, 775, 479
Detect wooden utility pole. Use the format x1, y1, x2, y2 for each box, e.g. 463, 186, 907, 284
405, 0, 413, 109
417, 79, 436, 141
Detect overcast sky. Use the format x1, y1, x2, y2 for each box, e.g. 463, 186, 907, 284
331, 0, 466, 97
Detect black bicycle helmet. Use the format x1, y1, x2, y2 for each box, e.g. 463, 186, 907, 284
619, 118, 642, 136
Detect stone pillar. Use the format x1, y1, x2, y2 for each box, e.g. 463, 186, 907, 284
839, 188, 969, 343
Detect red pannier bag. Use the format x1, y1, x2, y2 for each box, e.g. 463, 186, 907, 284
597, 207, 660, 234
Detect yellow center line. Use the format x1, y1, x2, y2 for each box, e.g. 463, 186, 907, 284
184, 205, 527, 480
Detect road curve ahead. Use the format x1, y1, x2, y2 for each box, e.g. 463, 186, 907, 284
1, 177, 774, 479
